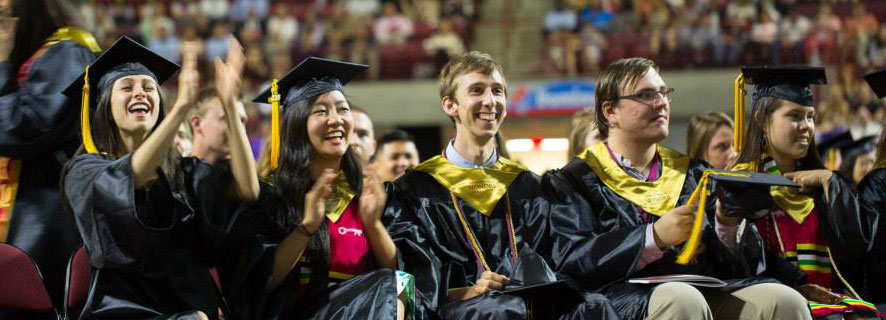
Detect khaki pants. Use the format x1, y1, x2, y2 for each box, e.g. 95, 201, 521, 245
646, 282, 811, 320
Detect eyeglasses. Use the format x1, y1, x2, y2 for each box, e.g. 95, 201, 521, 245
616, 87, 675, 104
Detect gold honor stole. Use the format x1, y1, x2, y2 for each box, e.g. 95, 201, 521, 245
325, 171, 356, 224
414, 155, 527, 271
414, 155, 528, 216
730, 157, 815, 224
577, 143, 688, 217
0, 28, 98, 242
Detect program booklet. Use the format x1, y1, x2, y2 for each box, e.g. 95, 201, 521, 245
628, 274, 727, 287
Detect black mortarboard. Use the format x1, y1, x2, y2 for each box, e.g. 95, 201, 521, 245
65, 36, 180, 154
864, 69, 886, 99
252, 57, 368, 171
741, 66, 827, 107
710, 170, 800, 220
816, 130, 854, 169
840, 136, 878, 161
252, 57, 368, 105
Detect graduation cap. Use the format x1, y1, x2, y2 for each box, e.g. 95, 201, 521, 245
709, 170, 800, 220
840, 136, 878, 162
864, 69, 886, 99
816, 131, 854, 170
734, 66, 827, 153
252, 57, 368, 171
65, 36, 180, 154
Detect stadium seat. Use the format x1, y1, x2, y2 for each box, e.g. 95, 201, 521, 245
63, 247, 89, 320
0, 243, 58, 320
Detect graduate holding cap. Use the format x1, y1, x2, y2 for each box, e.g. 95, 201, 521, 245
728, 66, 879, 317
858, 69, 886, 308
245, 57, 412, 319
60, 35, 263, 319
542, 57, 809, 320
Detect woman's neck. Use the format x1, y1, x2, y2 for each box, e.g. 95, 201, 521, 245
310, 154, 342, 180
119, 130, 149, 154
765, 147, 797, 173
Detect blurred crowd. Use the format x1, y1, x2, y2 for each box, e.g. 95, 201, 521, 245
543, 0, 886, 76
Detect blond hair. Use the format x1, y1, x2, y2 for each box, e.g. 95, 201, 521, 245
568, 108, 596, 160
687, 111, 734, 161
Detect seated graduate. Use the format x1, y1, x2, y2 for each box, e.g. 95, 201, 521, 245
541, 58, 810, 320
858, 69, 886, 308
383, 51, 619, 319
61, 36, 261, 319
726, 66, 879, 318
247, 57, 412, 319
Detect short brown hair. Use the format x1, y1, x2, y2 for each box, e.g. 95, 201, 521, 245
686, 111, 734, 160
438, 51, 506, 102
594, 58, 658, 138
189, 88, 222, 119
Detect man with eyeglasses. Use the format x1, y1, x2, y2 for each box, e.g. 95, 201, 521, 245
541, 58, 811, 320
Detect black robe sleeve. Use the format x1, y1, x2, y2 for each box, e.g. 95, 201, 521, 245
63, 153, 177, 272
383, 181, 442, 317
179, 158, 276, 320
0, 41, 95, 159
816, 173, 874, 262
854, 168, 885, 303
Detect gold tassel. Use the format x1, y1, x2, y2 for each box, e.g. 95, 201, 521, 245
734, 73, 745, 154
269, 79, 281, 171
828, 149, 836, 170
81, 66, 98, 154
676, 170, 748, 265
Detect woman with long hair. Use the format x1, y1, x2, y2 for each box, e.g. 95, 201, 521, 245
686, 111, 737, 169
62, 36, 261, 319
0, 0, 99, 306
726, 66, 877, 318
245, 57, 411, 319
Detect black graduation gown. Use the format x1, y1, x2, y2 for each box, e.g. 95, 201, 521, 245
0, 40, 95, 306
63, 154, 273, 320
856, 168, 886, 306
541, 155, 774, 320
384, 166, 619, 320
235, 183, 400, 320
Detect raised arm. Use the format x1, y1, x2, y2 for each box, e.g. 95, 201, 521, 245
130, 42, 199, 188
215, 36, 259, 200
359, 164, 397, 269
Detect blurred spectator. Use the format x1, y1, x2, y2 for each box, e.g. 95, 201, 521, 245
201, 0, 230, 21
567, 108, 602, 160
148, 22, 182, 63
578, 22, 607, 73
578, 0, 613, 31
267, 3, 298, 51
687, 112, 737, 170
845, 2, 878, 65
293, 10, 325, 61
239, 8, 264, 43
375, 2, 415, 45
750, 10, 779, 64
344, 0, 381, 18
780, 7, 811, 64
230, 0, 269, 22
424, 18, 466, 67
441, 0, 474, 21
545, 0, 578, 33
109, 0, 137, 35
171, 0, 201, 20
403, 0, 442, 28
866, 25, 886, 67
205, 21, 232, 60
139, 3, 174, 45
807, 2, 841, 66
373, 129, 420, 182
269, 49, 293, 79
243, 45, 269, 93
725, 0, 756, 28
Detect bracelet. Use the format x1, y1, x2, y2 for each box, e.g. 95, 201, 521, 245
296, 224, 318, 237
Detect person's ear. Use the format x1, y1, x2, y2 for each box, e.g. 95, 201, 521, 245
602, 100, 618, 129
442, 96, 460, 120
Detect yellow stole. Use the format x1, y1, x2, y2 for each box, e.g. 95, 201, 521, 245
413, 155, 527, 216
0, 28, 98, 241
730, 158, 814, 224
577, 143, 689, 217
325, 171, 356, 223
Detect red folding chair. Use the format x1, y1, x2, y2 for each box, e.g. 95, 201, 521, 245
63, 246, 90, 320
0, 243, 58, 320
